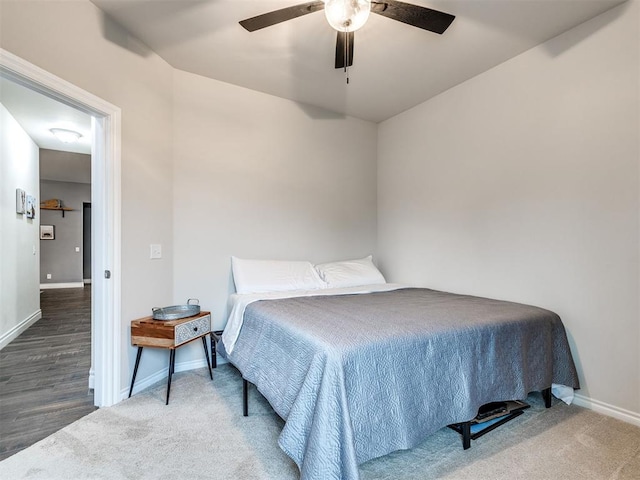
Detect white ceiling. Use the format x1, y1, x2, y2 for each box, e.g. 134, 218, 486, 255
0, 77, 92, 155
91, 0, 625, 122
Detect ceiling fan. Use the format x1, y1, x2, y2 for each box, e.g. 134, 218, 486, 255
239, 0, 455, 71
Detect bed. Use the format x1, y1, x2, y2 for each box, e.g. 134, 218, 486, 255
220, 257, 580, 480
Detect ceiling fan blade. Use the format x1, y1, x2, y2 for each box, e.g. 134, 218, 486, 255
239, 1, 325, 32
371, 0, 455, 34
335, 31, 355, 69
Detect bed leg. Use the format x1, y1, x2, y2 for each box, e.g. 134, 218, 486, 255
461, 422, 471, 450
243, 378, 249, 417
542, 387, 552, 408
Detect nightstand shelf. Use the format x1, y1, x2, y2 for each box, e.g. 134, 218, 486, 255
128, 311, 213, 404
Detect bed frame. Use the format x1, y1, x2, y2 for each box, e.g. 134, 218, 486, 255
241, 378, 552, 450
448, 390, 551, 449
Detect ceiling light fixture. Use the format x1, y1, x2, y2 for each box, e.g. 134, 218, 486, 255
239, 0, 455, 84
50, 128, 82, 144
324, 0, 371, 32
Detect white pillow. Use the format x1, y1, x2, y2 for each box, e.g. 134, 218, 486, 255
231, 257, 326, 294
314, 255, 386, 288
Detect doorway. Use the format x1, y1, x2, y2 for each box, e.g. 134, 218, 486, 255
1, 48, 122, 407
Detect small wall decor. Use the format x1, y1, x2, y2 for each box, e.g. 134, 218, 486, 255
25, 195, 36, 219
40, 225, 55, 240
16, 188, 26, 214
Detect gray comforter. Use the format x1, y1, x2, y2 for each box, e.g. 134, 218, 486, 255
226, 288, 579, 480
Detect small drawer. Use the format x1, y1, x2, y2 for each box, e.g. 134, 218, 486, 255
174, 314, 211, 346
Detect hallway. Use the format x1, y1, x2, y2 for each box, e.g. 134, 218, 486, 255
0, 287, 96, 460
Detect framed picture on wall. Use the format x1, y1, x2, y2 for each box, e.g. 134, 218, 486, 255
26, 194, 36, 219
16, 188, 26, 214
40, 225, 55, 240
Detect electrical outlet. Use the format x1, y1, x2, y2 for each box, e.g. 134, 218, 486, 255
150, 244, 162, 259
75, 246, 80, 252
46, 274, 52, 279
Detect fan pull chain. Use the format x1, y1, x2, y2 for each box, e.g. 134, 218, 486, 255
344, 30, 350, 85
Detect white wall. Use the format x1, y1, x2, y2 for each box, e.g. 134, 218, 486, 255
172, 70, 378, 362
40, 149, 91, 184
39, 149, 92, 285
0, 0, 174, 387
378, 1, 639, 419
0, 103, 41, 348
39, 180, 91, 285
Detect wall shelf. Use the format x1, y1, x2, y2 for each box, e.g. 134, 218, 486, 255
41, 199, 74, 218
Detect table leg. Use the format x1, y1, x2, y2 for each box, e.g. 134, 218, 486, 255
211, 333, 217, 369
128, 346, 143, 398
166, 349, 176, 405
202, 335, 213, 380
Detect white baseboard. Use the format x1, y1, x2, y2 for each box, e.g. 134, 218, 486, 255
217, 357, 229, 366
40, 282, 85, 290
573, 393, 640, 427
83, 279, 92, 285
0, 309, 42, 350
121, 355, 228, 400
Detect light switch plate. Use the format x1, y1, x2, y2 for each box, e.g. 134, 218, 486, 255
150, 244, 162, 259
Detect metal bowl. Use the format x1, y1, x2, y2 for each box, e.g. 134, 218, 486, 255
152, 298, 200, 321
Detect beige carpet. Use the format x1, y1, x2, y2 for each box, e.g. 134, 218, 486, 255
1, 364, 639, 479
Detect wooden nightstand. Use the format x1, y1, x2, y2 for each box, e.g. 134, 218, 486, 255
128, 311, 213, 404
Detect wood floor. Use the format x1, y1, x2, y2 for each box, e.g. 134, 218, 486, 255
0, 286, 97, 461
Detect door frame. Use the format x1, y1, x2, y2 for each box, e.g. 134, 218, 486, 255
83, 202, 91, 284
1, 48, 122, 407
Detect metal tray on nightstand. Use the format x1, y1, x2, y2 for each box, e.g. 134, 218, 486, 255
152, 298, 200, 320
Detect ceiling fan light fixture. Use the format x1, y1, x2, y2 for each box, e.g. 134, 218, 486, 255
50, 128, 82, 144
324, 0, 371, 32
